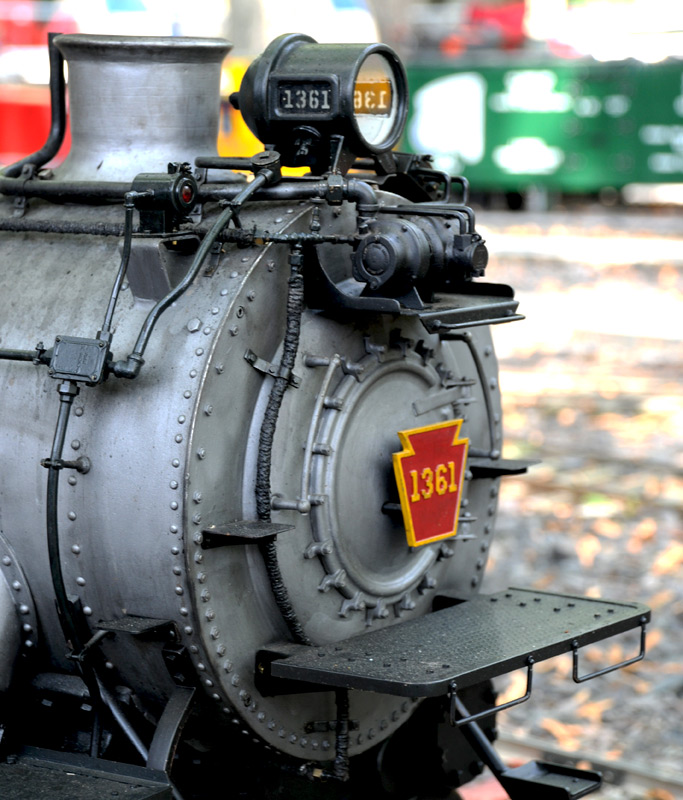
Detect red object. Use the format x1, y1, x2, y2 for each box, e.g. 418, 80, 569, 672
393, 419, 468, 547
467, 1, 526, 50
0, 84, 71, 168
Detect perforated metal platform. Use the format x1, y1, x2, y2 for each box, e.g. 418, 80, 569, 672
260, 588, 650, 696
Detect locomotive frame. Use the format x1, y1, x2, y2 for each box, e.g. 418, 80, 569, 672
0, 32, 649, 800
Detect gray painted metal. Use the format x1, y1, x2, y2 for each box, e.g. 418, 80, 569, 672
0, 34, 503, 762
53, 34, 231, 181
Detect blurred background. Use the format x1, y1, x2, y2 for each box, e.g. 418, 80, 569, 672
1, 1, 682, 798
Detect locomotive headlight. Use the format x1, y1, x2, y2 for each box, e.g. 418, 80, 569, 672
232, 33, 408, 173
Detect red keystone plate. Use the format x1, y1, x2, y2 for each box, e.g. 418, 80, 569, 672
393, 419, 468, 547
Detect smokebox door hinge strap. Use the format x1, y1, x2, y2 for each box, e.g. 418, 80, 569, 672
244, 349, 301, 387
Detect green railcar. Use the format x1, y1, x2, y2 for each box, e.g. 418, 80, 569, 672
404, 57, 683, 195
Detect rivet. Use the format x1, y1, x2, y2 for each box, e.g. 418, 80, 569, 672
205, 608, 215, 620
24, 640, 34, 648
121, 282, 129, 291
210, 626, 220, 639
179, 607, 189, 616
246, 291, 256, 301
193, 491, 202, 504
76, 577, 86, 586
212, 693, 220, 701
217, 644, 226, 656
68, 511, 77, 521
83, 607, 93, 616
187, 318, 202, 333
183, 390, 192, 399
204, 404, 213, 416
189, 645, 199, 654
229, 326, 239, 336
197, 448, 206, 460
220, 288, 229, 296
257, 712, 266, 722
240, 257, 249, 263
170, 525, 179, 534
195, 348, 204, 356
231, 674, 240, 686
197, 572, 207, 584
274, 217, 283, 224
68, 475, 77, 486
184, 626, 193, 634
205, 678, 214, 687
230, 271, 239, 278
105, 662, 114, 669
215, 363, 225, 373
197, 662, 206, 671
211, 307, 220, 315
170, 480, 179, 489
175, 586, 184, 595
172, 459, 180, 468
223, 660, 233, 673
2, 556, 11, 566
171, 546, 180, 555
192, 513, 202, 525
189, 369, 197, 378
74, 407, 84, 417
175, 434, 183, 443
70, 440, 81, 451
173, 566, 182, 576
170, 501, 179, 510
23, 623, 32, 633
71, 545, 80, 555
487, 506, 495, 516
471, 577, 479, 587
484, 346, 492, 356
193, 533, 204, 546
203, 327, 212, 336
194, 551, 204, 563
19, 604, 29, 615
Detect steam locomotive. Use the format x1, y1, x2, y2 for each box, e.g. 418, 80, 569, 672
0, 33, 649, 800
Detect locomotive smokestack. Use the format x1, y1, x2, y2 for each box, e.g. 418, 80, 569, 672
53, 34, 232, 181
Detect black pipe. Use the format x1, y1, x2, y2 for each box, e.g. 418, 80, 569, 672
2, 33, 67, 179
0, 178, 133, 203
100, 193, 147, 338
0, 219, 131, 236
46, 380, 83, 652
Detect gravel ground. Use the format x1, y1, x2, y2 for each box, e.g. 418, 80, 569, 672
470, 207, 683, 799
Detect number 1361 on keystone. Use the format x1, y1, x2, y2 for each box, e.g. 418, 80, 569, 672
392, 418, 469, 548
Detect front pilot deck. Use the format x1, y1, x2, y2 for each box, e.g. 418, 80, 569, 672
259, 588, 649, 697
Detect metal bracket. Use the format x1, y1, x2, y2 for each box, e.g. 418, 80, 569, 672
244, 349, 300, 387
450, 656, 534, 727
572, 616, 647, 683
201, 520, 294, 548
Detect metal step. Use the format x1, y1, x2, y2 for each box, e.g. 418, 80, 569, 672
258, 588, 649, 696
0, 747, 172, 800
499, 760, 602, 800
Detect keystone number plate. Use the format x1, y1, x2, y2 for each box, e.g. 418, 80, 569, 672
393, 419, 468, 547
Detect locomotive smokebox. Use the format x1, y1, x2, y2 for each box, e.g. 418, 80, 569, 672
53, 34, 231, 181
